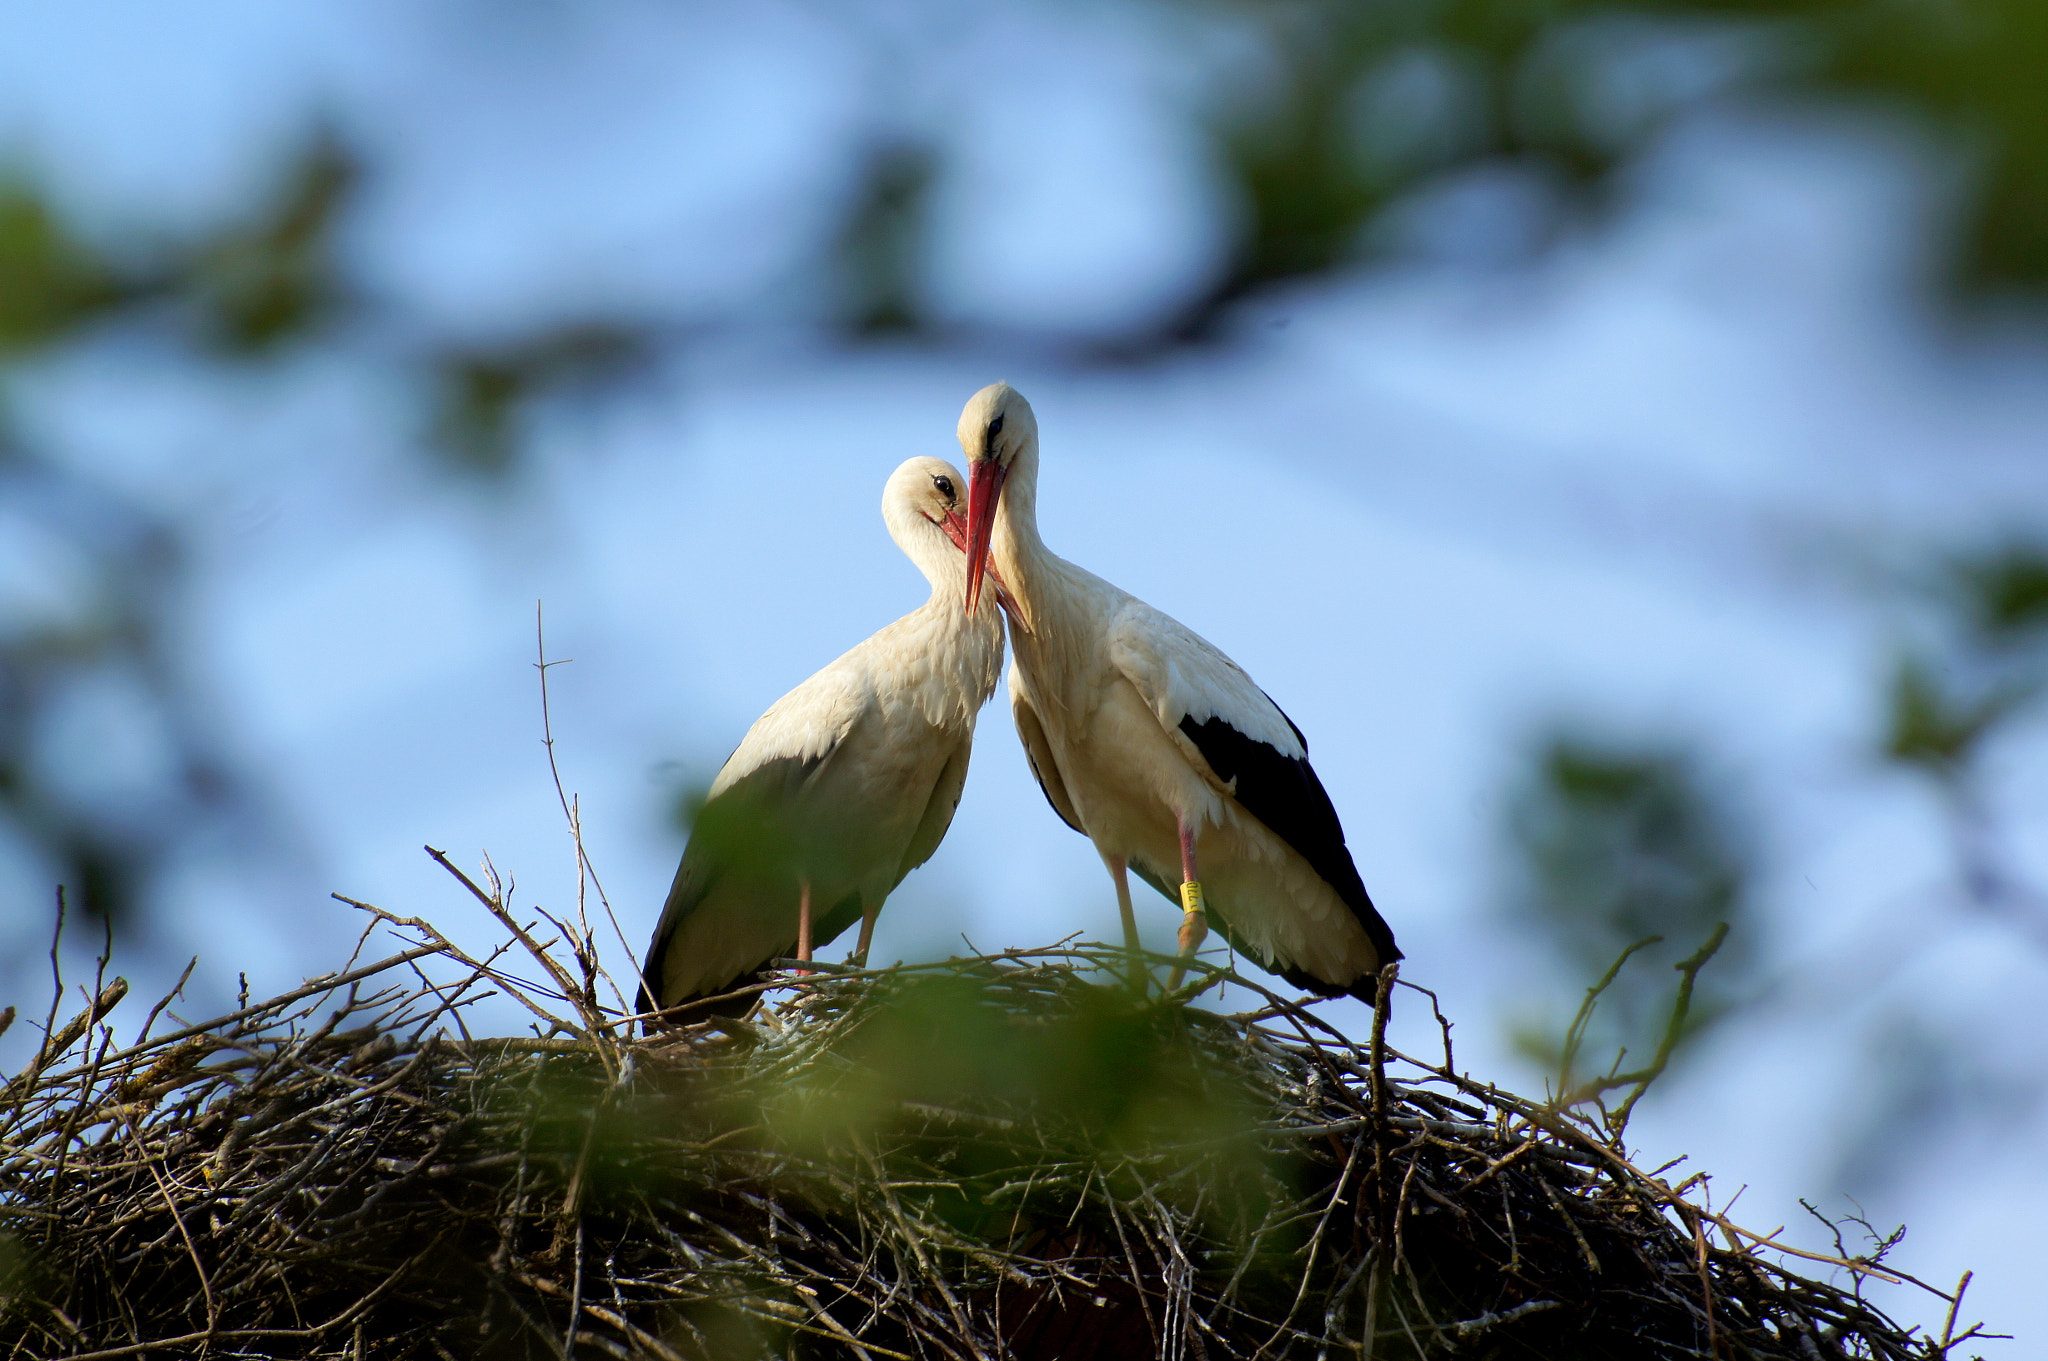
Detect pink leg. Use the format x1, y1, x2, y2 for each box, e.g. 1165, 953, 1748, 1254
1107, 856, 1140, 955
1168, 816, 1208, 991
795, 880, 814, 973
853, 900, 879, 966
1105, 855, 1144, 991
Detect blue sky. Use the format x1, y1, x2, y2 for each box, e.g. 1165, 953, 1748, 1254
1, 0, 2043, 1345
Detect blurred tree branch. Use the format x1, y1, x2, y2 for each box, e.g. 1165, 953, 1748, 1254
0, 447, 244, 926
1884, 542, 2048, 944
1133, 0, 2047, 349
1503, 732, 1753, 1083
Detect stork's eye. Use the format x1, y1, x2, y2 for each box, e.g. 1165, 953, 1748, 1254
988, 413, 1005, 439
933, 474, 956, 501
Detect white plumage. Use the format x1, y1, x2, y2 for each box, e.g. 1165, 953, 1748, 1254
640, 456, 1004, 1018
957, 383, 1399, 996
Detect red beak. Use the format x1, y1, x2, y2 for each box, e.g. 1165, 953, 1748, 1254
964, 458, 1006, 615
938, 510, 970, 554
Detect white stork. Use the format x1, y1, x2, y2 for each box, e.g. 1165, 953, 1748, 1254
957, 383, 1400, 998
640, 456, 1005, 1020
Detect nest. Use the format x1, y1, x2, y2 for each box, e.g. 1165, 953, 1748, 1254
0, 865, 1989, 1360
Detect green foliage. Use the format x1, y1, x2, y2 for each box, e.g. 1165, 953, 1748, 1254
831, 144, 935, 337
431, 325, 648, 473
1955, 542, 2048, 646
0, 494, 233, 927
1550, 922, 1729, 1135
192, 134, 356, 353
1886, 541, 2048, 777
1170, 0, 2048, 343
1820, 0, 2048, 292
0, 182, 125, 352
0, 137, 366, 926
1883, 653, 2023, 774
780, 972, 1278, 1228
1186, 0, 1621, 334
1504, 732, 1753, 1081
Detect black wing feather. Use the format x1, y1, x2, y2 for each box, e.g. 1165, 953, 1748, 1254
1178, 703, 1401, 976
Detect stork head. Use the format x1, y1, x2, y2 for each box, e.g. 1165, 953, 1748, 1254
882, 454, 973, 565
957, 382, 1035, 614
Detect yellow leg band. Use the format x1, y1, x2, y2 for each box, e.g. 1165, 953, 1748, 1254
1180, 880, 1205, 916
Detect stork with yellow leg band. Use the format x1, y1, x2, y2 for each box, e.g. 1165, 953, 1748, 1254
956, 382, 1401, 1002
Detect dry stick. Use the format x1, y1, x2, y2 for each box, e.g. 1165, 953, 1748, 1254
422, 846, 591, 1021
10, 934, 1966, 1359
1939, 1270, 1973, 1351
1539, 1177, 1599, 1274
341, 898, 578, 1039
1319, 1250, 1373, 1359
44, 986, 125, 1214
1609, 923, 1730, 1131
1548, 925, 1729, 1124
1366, 960, 1400, 1352
1498, 1172, 1519, 1274
1255, 1121, 1363, 1356
36, 945, 444, 1086
131, 959, 198, 1050
505, 1282, 696, 1361
35, 886, 70, 1077
21, 979, 129, 1084
556, 1058, 631, 1361
1379, 1031, 1935, 1291
1553, 934, 1662, 1103
1368, 962, 1397, 1127
1687, 1204, 1721, 1359
138, 1157, 217, 1345
534, 603, 644, 1018
1379, 1273, 1429, 1361
47, 1235, 441, 1361
1360, 1249, 1382, 1360
1442, 1299, 1564, 1338
1458, 1136, 1537, 1193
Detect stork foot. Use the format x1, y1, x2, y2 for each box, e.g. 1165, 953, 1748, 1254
1165, 880, 1208, 993
851, 904, 879, 970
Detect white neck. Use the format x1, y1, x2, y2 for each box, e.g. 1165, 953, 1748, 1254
885, 504, 971, 608
990, 437, 1063, 628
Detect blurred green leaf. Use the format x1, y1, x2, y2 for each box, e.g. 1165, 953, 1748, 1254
1821, 0, 2048, 293
669, 778, 714, 838
1158, 0, 2048, 347
1958, 543, 2048, 643
434, 357, 525, 473
0, 182, 125, 352
1883, 653, 2032, 775
1505, 732, 1752, 1079
833, 144, 934, 338
1213, 29, 1400, 308
431, 324, 648, 473
763, 973, 1282, 1243
195, 135, 356, 353
1169, 0, 1707, 338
